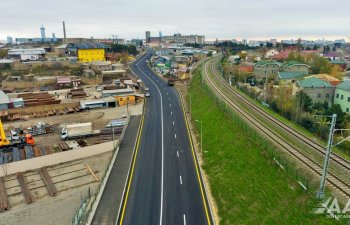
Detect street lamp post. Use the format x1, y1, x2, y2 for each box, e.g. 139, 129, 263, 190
195, 120, 203, 154
264, 69, 268, 103
112, 125, 115, 149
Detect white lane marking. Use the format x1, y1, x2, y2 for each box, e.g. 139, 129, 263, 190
170, 103, 171, 107
167, 92, 168, 95
175, 133, 177, 139
179, 175, 182, 185
171, 111, 173, 115
183, 214, 186, 225
177, 151, 179, 158
136, 54, 164, 225
173, 121, 174, 126
169, 97, 170, 101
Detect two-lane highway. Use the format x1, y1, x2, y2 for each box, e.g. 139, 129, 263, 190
118, 51, 212, 225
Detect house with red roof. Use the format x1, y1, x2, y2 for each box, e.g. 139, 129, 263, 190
272, 51, 290, 60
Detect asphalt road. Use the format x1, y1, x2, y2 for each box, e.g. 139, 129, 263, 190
119, 51, 212, 225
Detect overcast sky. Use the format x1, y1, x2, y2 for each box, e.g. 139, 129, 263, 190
1, 0, 349, 41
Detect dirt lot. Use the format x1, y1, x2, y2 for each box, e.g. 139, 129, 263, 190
0, 151, 112, 225
3, 103, 143, 148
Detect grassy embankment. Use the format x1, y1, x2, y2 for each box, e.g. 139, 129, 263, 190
187, 67, 343, 225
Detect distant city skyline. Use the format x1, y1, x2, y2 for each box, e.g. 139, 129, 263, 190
1, 0, 349, 42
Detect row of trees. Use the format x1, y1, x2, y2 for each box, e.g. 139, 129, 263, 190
110, 44, 138, 55
285, 52, 343, 79
0, 49, 7, 58
268, 88, 349, 151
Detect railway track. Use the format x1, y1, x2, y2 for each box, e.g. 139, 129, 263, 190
203, 58, 350, 198
209, 57, 350, 174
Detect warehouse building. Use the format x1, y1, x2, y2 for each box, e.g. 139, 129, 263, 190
145, 32, 205, 44
102, 88, 134, 98
80, 97, 116, 109
67, 42, 108, 63
8, 48, 46, 61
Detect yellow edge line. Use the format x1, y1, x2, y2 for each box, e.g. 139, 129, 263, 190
179, 89, 212, 225
118, 100, 146, 225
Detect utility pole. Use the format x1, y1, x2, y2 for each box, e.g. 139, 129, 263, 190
317, 113, 337, 199
264, 69, 268, 103
112, 126, 115, 149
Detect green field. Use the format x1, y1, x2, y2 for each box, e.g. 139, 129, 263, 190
187, 67, 342, 225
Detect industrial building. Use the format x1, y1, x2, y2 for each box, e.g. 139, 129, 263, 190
101, 88, 134, 98
145, 32, 205, 44
67, 42, 108, 63
14, 37, 58, 44
8, 48, 46, 61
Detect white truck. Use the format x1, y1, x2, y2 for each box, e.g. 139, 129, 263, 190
61, 122, 99, 140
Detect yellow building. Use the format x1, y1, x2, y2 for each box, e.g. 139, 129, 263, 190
74, 42, 108, 63
115, 95, 136, 106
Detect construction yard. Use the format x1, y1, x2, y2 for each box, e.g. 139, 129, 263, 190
3, 104, 142, 147
0, 103, 143, 225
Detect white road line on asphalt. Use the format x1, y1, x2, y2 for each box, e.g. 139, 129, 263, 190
177, 151, 179, 158
180, 175, 182, 185
173, 121, 174, 126
183, 214, 186, 225
175, 133, 177, 139
169, 98, 170, 101
171, 111, 173, 115
136, 54, 164, 225
170, 103, 171, 107
167, 92, 168, 95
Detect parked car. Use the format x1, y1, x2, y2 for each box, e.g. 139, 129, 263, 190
145, 92, 151, 98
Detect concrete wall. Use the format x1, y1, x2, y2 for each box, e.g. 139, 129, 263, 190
0, 141, 116, 177
13, 60, 80, 71
5, 102, 79, 115
334, 89, 350, 112
2, 80, 56, 89
284, 65, 309, 73
303, 87, 335, 105
253, 64, 282, 78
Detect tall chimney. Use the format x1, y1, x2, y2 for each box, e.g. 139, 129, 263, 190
63, 21, 66, 39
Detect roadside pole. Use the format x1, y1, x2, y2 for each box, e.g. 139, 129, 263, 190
112, 126, 115, 149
